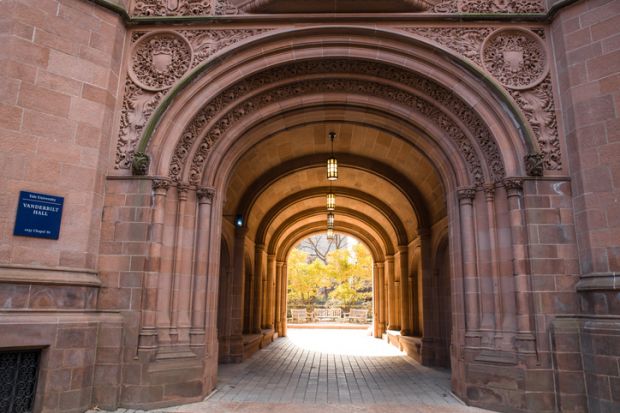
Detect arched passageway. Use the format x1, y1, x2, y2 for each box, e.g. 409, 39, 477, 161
105, 26, 550, 412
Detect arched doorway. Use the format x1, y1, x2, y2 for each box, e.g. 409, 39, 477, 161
122, 26, 540, 410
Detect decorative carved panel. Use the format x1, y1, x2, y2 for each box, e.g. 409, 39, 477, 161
481, 28, 549, 90
433, 0, 545, 13
115, 29, 270, 170
132, 0, 240, 16
402, 27, 561, 171
129, 31, 193, 91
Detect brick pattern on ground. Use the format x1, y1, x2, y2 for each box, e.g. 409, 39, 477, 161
88, 330, 491, 413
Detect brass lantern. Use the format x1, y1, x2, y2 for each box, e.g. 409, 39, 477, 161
327, 212, 335, 228
326, 192, 336, 211
327, 132, 338, 181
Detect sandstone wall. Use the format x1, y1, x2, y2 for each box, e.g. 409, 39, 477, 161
550, 1, 620, 412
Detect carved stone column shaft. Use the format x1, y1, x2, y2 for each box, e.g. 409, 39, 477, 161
458, 187, 480, 332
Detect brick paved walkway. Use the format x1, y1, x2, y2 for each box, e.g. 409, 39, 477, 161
91, 329, 492, 413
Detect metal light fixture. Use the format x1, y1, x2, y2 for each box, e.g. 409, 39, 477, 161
327, 191, 335, 211
327, 212, 335, 228
326, 227, 335, 240
327, 131, 338, 181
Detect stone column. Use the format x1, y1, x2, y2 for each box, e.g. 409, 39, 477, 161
140, 179, 170, 350
458, 187, 480, 332
190, 187, 215, 347
398, 245, 411, 336
171, 183, 193, 346
505, 178, 534, 336
275, 261, 284, 334
264, 254, 276, 329
484, 184, 502, 333
253, 244, 265, 333
156, 183, 181, 349
386, 255, 399, 330
374, 262, 385, 338
228, 226, 247, 360
281, 263, 288, 337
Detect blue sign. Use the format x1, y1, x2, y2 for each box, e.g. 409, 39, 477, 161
13, 191, 64, 240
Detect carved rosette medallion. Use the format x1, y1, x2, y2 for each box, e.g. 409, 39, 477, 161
129, 31, 193, 92
481, 28, 548, 90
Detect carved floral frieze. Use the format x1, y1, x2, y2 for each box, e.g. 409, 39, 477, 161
401, 26, 561, 171
131, 0, 546, 16
132, 0, 239, 16
115, 28, 270, 170
433, 0, 545, 13
168, 59, 506, 187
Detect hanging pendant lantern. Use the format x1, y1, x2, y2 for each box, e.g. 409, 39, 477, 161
327, 192, 336, 211
327, 212, 335, 228
327, 227, 335, 240
327, 132, 338, 181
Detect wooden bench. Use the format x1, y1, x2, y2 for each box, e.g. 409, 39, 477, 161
313, 308, 342, 322
345, 308, 368, 323
290, 308, 310, 323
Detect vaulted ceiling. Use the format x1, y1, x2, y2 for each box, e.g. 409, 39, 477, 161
223, 121, 446, 259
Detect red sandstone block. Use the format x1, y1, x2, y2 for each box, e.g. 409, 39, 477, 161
0, 60, 38, 83
0, 103, 22, 131
18, 83, 71, 118
566, 27, 593, 51
22, 109, 76, 141
0, 76, 20, 105
6, 36, 50, 67
587, 49, 620, 80
567, 42, 603, 64
47, 49, 108, 87
591, 14, 620, 41
602, 32, 620, 53
36, 70, 83, 96
574, 95, 615, 125
34, 27, 80, 56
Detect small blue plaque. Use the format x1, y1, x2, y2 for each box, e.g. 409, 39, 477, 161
13, 191, 64, 240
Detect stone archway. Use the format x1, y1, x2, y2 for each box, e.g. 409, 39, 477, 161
102, 25, 562, 412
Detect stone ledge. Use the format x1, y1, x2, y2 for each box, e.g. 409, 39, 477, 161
0, 263, 101, 287
576, 273, 620, 292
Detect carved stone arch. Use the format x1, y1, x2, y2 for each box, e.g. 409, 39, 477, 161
267, 208, 397, 257
136, 26, 537, 184
254, 187, 410, 246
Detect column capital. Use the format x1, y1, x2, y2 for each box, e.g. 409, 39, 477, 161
177, 183, 191, 200
397, 245, 408, 254
152, 178, 171, 193
375, 262, 385, 269
456, 187, 476, 204
255, 244, 265, 253
504, 178, 524, 198
385, 255, 395, 263
197, 187, 216, 204
484, 184, 495, 201
276, 260, 285, 268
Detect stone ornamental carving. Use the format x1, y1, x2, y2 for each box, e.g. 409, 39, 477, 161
133, 0, 211, 16
511, 77, 561, 170
167, 59, 505, 187
115, 29, 270, 171
129, 31, 193, 91
432, 0, 546, 13
481, 28, 549, 90
525, 153, 544, 177
132, 0, 241, 16
403, 27, 561, 171
401, 27, 494, 65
